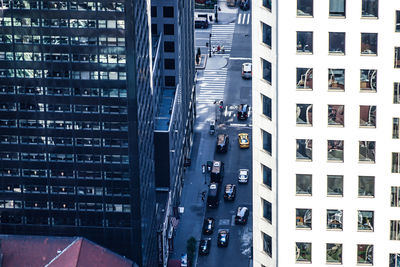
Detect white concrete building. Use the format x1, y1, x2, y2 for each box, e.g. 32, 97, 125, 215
252, 0, 400, 266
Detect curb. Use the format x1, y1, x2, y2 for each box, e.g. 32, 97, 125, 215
195, 55, 208, 70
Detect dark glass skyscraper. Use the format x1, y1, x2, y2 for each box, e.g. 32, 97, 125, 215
0, 1, 157, 266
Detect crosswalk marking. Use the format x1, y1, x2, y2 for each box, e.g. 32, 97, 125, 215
237, 13, 251, 24
197, 69, 228, 104
210, 23, 235, 53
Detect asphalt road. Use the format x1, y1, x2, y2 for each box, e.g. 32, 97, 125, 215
196, 6, 252, 267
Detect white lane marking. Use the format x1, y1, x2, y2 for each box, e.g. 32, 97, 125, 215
238, 13, 242, 24
247, 14, 250, 24
228, 57, 252, 60
231, 215, 235, 226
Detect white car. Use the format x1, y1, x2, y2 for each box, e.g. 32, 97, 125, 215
241, 63, 252, 79
238, 169, 249, 183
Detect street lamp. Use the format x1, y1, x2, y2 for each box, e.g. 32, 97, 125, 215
209, 33, 212, 58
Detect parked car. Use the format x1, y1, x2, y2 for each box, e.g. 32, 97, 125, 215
216, 134, 229, 153
238, 133, 250, 148
217, 229, 230, 247
238, 169, 249, 184
227, 0, 237, 7
195, 17, 209, 29
237, 104, 249, 120
241, 63, 252, 79
235, 206, 249, 225
239, 0, 250, 10
199, 238, 211, 255
202, 217, 215, 235
224, 184, 237, 201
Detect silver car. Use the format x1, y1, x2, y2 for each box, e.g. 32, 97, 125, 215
241, 63, 252, 79
238, 169, 249, 183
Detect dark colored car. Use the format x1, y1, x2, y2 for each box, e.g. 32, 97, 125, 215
224, 184, 237, 201
195, 17, 209, 29
239, 0, 250, 10
202, 217, 215, 235
235, 206, 249, 225
216, 134, 229, 153
237, 104, 249, 120
199, 238, 211, 255
217, 229, 230, 247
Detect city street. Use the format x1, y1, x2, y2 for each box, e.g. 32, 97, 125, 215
171, 2, 252, 267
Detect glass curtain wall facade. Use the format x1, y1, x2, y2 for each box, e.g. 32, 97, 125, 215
0, 1, 157, 266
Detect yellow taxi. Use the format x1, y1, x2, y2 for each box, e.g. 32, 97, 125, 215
238, 133, 250, 149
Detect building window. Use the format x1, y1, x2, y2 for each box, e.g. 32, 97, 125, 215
151, 6, 157, 17
391, 187, 400, 207
359, 176, 375, 197
151, 24, 157, 35
329, 0, 345, 17
164, 41, 175, 52
395, 48, 400, 69
359, 141, 375, 162
297, 0, 313, 16
296, 104, 312, 126
327, 140, 344, 162
361, 33, 377, 55
357, 244, 373, 265
390, 253, 400, 267
396, 11, 400, 32
164, 59, 175, 70
262, 130, 272, 153
262, 22, 271, 47
296, 31, 313, 53
262, 164, 272, 188
358, 210, 374, 231
262, 94, 272, 119
394, 83, 400, 103
295, 242, 311, 263
263, 0, 271, 10
165, 76, 175, 87
296, 209, 312, 229
394, 118, 399, 139
163, 6, 174, 18
391, 221, 400, 240
327, 209, 343, 230
296, 139, 312, 161
263, 233, 272, 257
296, 174, 312, 195
329, 32, 345, 54
392, 153, 400, 173
328, 105, 344, 126
164, 24, 174, 35
327, 175, 343, 196
263, 199, 272, 222
360, 69, 377, 91
362, 0, 378, 18
262, 58, 272, 83
328, 69, 345, 90
296, 68, 313, 90
326, 243, 342, 264
359, 105, 376, 127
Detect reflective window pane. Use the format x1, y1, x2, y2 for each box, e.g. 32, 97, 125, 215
358, 210, 374, 231
296, 139, 312, 160
327, 140, 344, 161
328, 69, 345, 90
296, 68, 313, 90
359, 141, 375, 162
327, 175, 343, 196
296, 104, 312, 125
329, 0, 345, 17
361, 33, 377, 55
357, 244, 373, 264
328, 105, 344, 126
327, 209, 343, 230
296, 174, 312, 195
362, 0, 378, 18
297, 0, 313, 16
326, 243, 342, 264
296, 31, 313, 53
296, 209, 312, 229
329, 32, 345, 54
359, 105, 376, 127
295, 243, 311, 263
359, 176, 374, 197
360, 69, 377, 91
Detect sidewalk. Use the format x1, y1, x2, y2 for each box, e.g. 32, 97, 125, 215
170, 130, 214, 266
